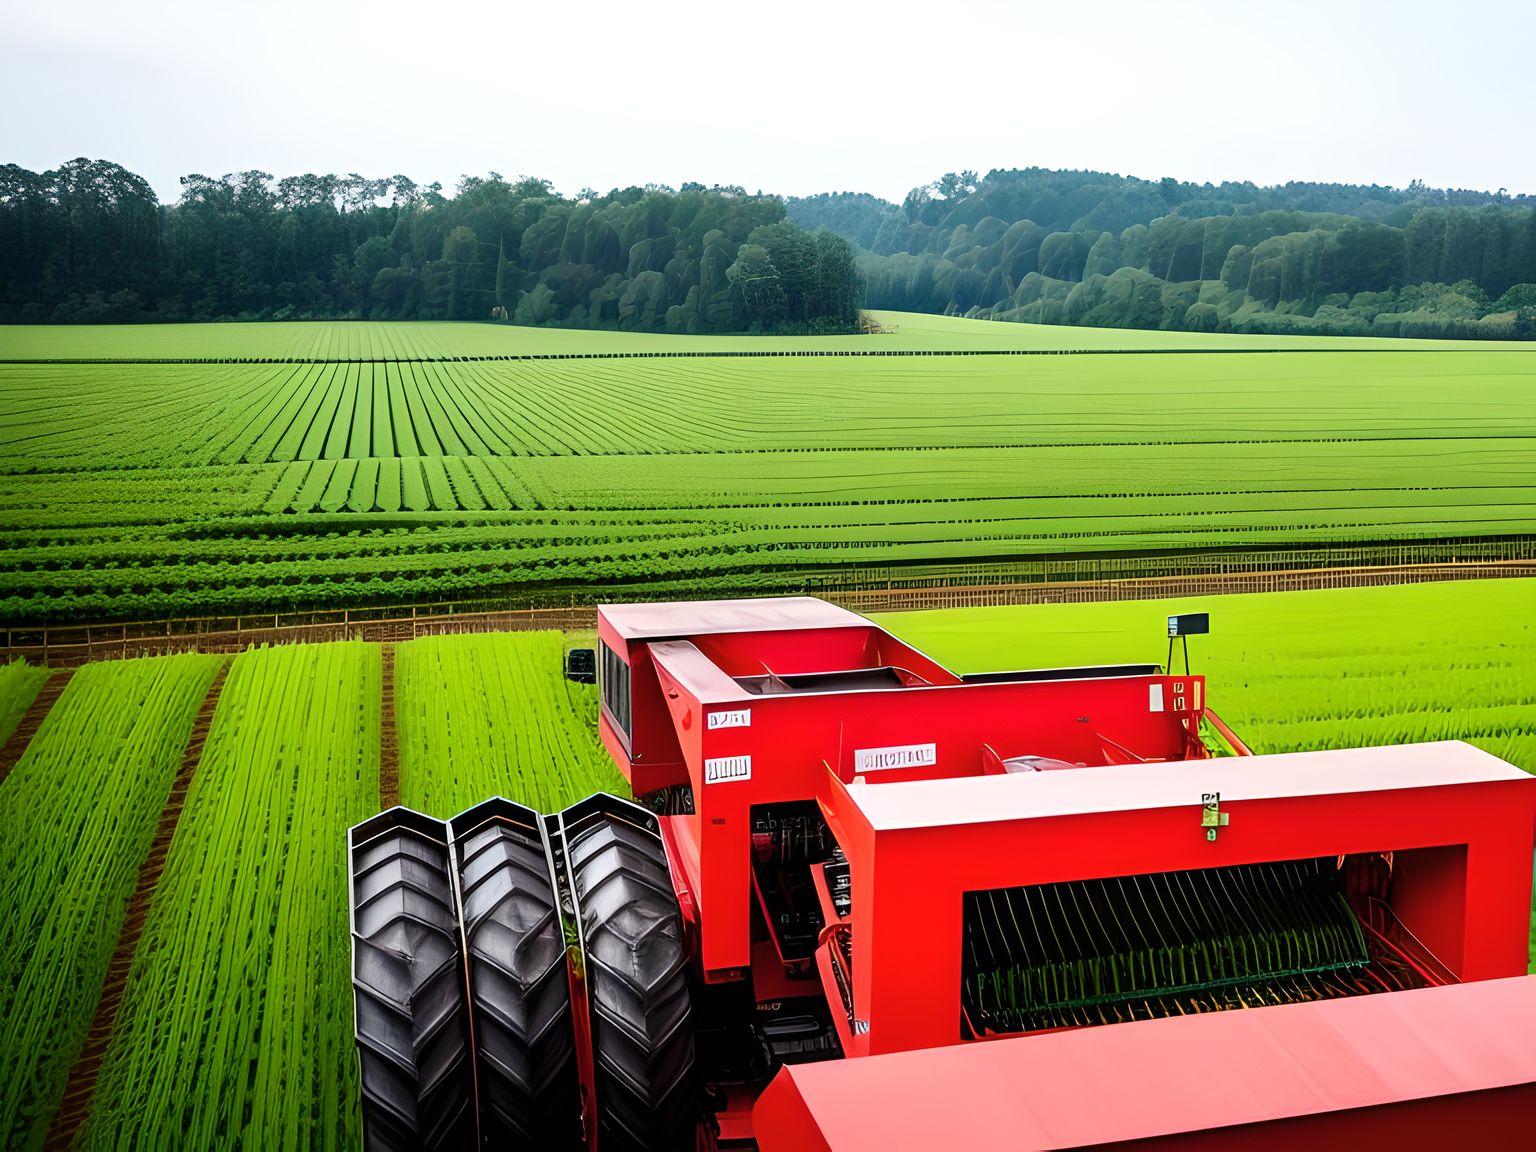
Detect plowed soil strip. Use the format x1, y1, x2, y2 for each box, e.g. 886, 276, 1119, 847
380, 643, 399, 808
0, 668, 74, 784
43, 660, 230, 1151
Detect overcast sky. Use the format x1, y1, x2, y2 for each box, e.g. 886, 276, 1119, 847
5, 0, 1533, 204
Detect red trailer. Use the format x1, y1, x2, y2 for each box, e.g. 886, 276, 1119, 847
348, 596, 1536, 1150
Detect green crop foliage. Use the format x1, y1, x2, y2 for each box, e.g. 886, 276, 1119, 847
0, 658, 48, 746
80, 643, 379, 1151
1, 315, 1533, 623
396, 630, 626, 816
0, 653, 221, 1152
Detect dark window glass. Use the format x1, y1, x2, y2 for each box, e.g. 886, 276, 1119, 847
600, 642, 631, 739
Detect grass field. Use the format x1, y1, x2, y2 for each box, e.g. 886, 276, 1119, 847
2, 313, 1532, 623
0, 583, 1531, 1147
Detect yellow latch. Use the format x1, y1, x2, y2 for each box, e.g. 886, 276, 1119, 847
1201, 793, 1229, 842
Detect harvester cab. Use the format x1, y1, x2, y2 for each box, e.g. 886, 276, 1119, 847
348, 596, 1536, 1151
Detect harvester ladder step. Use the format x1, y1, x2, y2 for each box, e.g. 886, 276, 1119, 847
42, 659, 229, 1151
0, 668, 75, 785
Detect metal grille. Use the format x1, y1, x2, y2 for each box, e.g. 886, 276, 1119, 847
962, 857, 1391, 1036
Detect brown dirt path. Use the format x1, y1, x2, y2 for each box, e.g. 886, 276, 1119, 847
0, 668, 75, 784
380, 643, 399, 808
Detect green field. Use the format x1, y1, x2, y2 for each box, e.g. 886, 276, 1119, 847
81, 643, 377, 1151
396, 631, 625, 815
0, 653, 222, 1150
6, 309, 1532, 359
0, 583, 1531, 1148
1, 314, 1532, 623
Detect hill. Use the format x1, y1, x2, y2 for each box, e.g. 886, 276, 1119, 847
790, 170, 1536, 340
0, 161, 861, 334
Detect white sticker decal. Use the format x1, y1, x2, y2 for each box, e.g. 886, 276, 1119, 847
854, 743, 937, 772
707, 709, 751, 730
1149, 684, 1165, 712
704, 755, 752, 784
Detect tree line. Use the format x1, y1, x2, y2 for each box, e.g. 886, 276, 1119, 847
790, 170, 1536, 339
0, 159, 863, 334
7, 159, 1535, 340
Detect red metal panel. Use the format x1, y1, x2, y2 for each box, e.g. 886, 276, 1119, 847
753, 976, 1536, 1151
834, 763, 1535, 1055
841, 741, 1529, 831
595, 594, 1536, 1110
647, 645, 1205, 976
599, 597, 865, 640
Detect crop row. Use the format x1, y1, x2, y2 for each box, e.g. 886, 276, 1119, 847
0, 654, 222, 1151
0, 658, 49, 745
9, 437, 1533, 534
5, 351, 1533, 472
5, 505, 1535, 624
80, 643, 379, 1150
2, 345, 1533, 622
396, 631, 627, 815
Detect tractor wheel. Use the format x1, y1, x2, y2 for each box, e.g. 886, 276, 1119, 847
453, 805, 582, 1150
348, 809, 475, 1151
567, 806, 696, 1152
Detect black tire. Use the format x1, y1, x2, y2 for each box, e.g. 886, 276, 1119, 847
566, 802, 696, 1152
451, 802, 581, 1150
348, 808, 475, 1151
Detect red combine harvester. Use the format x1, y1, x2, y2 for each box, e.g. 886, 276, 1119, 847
347, 597, 1536, 1150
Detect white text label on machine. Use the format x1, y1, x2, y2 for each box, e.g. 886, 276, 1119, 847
707, 709, 751, 730
855, 743, 938, 772
704, 755, 752, 784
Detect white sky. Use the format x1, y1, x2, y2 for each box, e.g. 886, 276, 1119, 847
4, 0, 1534, 205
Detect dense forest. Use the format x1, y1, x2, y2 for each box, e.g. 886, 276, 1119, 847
0, 160, 862, 333
791, 170, 1536, 339
6, 159, 1536, 339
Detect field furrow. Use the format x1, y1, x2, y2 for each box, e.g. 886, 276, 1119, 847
79, 642, 379, 1151
0, 654, 222, 1151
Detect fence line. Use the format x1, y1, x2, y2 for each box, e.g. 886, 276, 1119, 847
6, 347, 1532, 368
8, 537, 1529, 654
5, 559, 1531, 667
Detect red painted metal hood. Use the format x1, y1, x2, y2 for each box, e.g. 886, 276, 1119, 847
754, 976, 1536, 1150
839, 740, 1529, 832
599, 596, 865, 640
